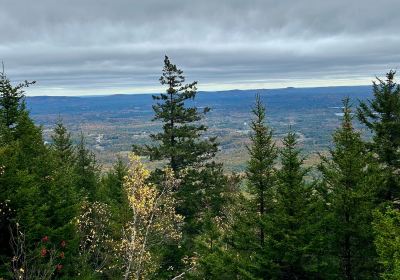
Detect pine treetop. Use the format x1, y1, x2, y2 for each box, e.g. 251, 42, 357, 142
357, 70, 400, 168
0, 65, 35, 138
133, 56, 218, 173
246, 94, 277, 189
245, 94, 278, 248
320, 97, 367, 183
318, 97, 382, 280
277, 129, 309, 200
51, 118, 75, 165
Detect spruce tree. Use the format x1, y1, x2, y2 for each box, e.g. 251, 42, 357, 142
188, 175, 258, 279
51, 118, 75, 167
246, 94, 277, 247
46, 122, 81, 277
319, 98, 381, 279
357, 70, 400, 202
133, 56, 226, 278
373, 206, 400, 280
101, 157, 128, 205
132, 56, 223, 223
0, 69, 57, 277
100, 157, 130, 226
0, 65, 35, 138
133, 55, 218, 173
0, 68, 48, 217
244, 94, 278, 278
75, 132, 99, 201
269, 129, 312, 278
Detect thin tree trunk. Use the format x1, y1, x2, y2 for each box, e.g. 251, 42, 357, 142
260, 184, 265, 247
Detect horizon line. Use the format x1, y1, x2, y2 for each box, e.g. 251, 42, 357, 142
25, 84, 372, 98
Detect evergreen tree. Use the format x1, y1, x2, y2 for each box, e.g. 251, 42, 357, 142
357, 70, 400, 201
100, 157, 130, 227
133, 55, 218, 173
244, 94, 278, 278
75, 132, 99, 201
0, 65, 35, 140
319, 98, 381, 279
46, 119, 82, 277
373, 206, 400, 280
269, 129, 313, 278
0, 69, 57, 277
133, 56, 227, 278
132, 56, 223, 226
0, 68, 48, 230
246, 94, 277, 248
100, 157, 128, 205
51, 118, 75, 167
192, 174, 247, 279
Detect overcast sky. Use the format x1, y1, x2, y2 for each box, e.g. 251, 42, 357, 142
1, 0, 399, 96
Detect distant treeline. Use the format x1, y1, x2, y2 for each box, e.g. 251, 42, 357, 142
1, 57, 400, 279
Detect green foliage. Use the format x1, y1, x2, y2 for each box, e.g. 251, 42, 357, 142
373, 205, 400, 280
75, 132, 100, 201
133, 55, 218, 173
0, 65, 35, 141
0, 70, 92, 278
246, 94, 277, 248
191, 174, 246, 279
233, 94, 279, 279
99, 157, 130, 246
51, 118, 75, 166
2, 62, 399, 280
100, 157, 128, 207
357, 70, 400, 201
267, 129, 314, 278
318, 98, 381, 279
133, 56, 229, 278
0, 70, 47, 272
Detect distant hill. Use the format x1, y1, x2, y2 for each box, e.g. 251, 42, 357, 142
26, 85, 373, 170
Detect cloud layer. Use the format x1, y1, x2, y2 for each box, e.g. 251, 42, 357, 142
1, 0, 399, 95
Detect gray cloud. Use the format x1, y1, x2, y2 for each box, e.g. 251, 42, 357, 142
1, 0, 399, 95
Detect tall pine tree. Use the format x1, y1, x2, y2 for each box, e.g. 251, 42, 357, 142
246, 94, 277, 248
0, 64, 35, 142
133, 55, 218, 173
99, 156, 130, 227
75, 132, 99, 201
133, 56, 227, 278
244, 94, 278, 278
0, 68, 55, 277
269, 129, 313, 278
51, 117, 75, 167
319, 98, 381, 279
373, 206, 400, 280
357, 70, 400, 202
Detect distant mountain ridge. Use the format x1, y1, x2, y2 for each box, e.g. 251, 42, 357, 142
26, 85, 371, 115
25, 85, 373, 170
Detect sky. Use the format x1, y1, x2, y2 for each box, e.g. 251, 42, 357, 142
1, 0, 400, 96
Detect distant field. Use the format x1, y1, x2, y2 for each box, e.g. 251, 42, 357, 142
26, 86, 373, 171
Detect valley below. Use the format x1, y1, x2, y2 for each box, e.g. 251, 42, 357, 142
27, 85, 372, 171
